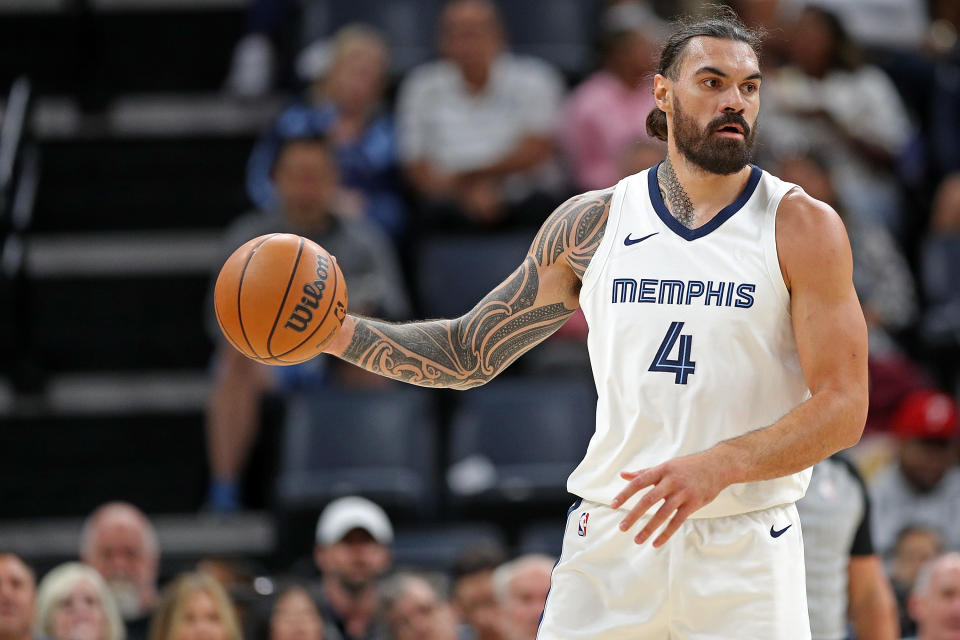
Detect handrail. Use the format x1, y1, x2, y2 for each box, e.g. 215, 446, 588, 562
0, 76, 31, 198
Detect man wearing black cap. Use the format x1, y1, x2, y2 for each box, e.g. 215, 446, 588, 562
313, 496, 393, 640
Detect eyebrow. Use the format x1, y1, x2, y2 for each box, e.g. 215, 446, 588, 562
694, 66, 763, 81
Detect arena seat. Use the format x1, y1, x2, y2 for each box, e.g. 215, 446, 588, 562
275, 385, 439, 516
392, 521, 505, 571
416, 232, 531, 318
493, 0, 599, 76
445, 378, 596, 510
324, 0, 440, 73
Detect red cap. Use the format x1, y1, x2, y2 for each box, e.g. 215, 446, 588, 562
893, 390, 959, 440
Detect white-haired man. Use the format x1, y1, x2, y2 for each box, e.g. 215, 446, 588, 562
492, 555, 553, 640
906, 552, 960, 640
79, 502, 159, 640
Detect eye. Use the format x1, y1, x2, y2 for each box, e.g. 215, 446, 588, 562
743, 83, 758, 94
703, 78, 719, 88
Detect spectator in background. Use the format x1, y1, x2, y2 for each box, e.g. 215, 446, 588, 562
313, 497, 393, 640
268, 584, 327, 640
149, 573, 241, 640
0, 553, 36, 640
380, 573, 460, 640
921, 173, 960, 390
396, 0, 566, 231
871, 390, 960, 558
450, 545, 505, 640
246, 25, 408, 245
761, 5, 913, 234
797, 455, 899, 639
194, 558, 257, 636
905, 553, 960, 640
205, 136, 410, 512
35, 563, 124, 640
560, 4, 661, 191
491, 555, 552, 640
892, 526, 945, 638
80, 503, 159, 640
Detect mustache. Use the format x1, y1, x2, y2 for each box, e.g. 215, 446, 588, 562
708, 113, 751, 137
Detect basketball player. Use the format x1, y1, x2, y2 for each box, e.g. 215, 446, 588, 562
323, 8, 868, 638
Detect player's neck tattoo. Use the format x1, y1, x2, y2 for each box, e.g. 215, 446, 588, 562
658, 157, 696, 229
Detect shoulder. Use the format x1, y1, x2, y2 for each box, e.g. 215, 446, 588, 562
531, 187, 615, 274
775, 187, 852, 291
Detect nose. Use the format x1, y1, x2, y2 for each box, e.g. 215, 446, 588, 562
721, 86, 746, 114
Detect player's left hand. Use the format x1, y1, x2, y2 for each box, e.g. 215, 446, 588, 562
610, 452, 731, 547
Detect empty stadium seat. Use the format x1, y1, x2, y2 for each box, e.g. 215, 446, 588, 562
276, 385, 439, 516
494, 0, 599, 76
416, 232, 531, 318
516, 519, 567, 559
392, 522, 505, 571
324, 0, 441, 73
446, 378, 596, 509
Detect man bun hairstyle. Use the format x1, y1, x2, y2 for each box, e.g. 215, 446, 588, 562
646, 6, 764, 142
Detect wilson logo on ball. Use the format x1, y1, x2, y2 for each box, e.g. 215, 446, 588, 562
284, 254, 331, 332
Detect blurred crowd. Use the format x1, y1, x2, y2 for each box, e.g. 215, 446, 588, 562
5, 0, 960, 638
1, 498, 555, 640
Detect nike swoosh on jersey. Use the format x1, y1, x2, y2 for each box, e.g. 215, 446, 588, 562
770, 524, 792, 538
624, 232, 659, 246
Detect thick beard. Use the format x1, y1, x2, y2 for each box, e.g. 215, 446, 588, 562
672, 97, 756, 175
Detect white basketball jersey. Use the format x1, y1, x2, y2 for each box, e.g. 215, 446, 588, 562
571, 164, 812, 519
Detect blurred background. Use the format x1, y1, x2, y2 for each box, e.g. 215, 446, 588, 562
0, 0, 958, 639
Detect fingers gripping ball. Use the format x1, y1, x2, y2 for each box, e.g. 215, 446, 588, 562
214, 233, 348, 365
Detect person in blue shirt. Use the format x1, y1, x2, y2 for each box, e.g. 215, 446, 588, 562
247, 24, 407, 246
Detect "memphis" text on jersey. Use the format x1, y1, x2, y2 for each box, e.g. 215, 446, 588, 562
611, 278, 756, 308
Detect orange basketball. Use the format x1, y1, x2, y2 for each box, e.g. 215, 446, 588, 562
214, 233, 348, 365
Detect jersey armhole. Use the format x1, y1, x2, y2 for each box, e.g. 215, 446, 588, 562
579, 178, 629, 300
762, 182, 796, 314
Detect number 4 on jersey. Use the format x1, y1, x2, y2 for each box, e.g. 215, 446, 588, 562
649, 321, 696, 385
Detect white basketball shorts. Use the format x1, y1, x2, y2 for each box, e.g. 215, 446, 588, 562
537, 499, 811, 639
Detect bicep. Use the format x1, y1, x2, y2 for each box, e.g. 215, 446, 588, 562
781, 199, 868, 397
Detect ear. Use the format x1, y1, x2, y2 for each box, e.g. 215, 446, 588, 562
313, 545, 326, 572
653, 74, 672, 114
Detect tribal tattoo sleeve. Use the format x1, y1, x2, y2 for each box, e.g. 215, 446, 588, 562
337, 189, 612, 389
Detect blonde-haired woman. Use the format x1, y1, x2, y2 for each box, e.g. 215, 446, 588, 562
35, 562, 125, 640
148, 573, 241, 640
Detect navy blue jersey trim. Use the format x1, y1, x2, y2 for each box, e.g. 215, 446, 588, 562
647, 163, 762, 241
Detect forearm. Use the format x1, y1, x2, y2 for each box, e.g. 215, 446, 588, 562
709, 386, 867, 485
849, 557, 900, 640
325, 257, 576, 389
850, 592, 899, 640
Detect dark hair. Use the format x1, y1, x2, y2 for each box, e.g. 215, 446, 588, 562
646, 6, 763, 142
800, 5, 861, 72
269, 134, 334, 177
450, 542, 507, 583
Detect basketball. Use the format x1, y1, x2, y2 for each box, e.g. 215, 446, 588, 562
214, 233, 348, 365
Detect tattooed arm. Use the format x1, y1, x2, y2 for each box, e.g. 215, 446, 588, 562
323, 189, 612, 389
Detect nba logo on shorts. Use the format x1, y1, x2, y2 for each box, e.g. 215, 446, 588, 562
578, 512, 589, 537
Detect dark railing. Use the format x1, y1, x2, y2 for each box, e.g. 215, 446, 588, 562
0, 76, 41, 393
